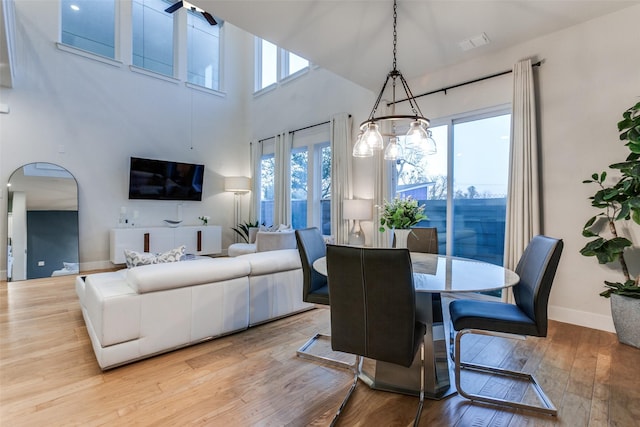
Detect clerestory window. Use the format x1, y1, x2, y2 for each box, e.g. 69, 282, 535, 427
132, 0, 174, 76
61, 0, 116, 58
254, 37, 310, 92
187, 10, 221, 90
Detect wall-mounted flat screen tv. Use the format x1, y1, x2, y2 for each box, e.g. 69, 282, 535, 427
128, 157, 204, 201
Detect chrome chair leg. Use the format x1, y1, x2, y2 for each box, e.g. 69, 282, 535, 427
454, 329, 558, 416
330, 346, 425, 427
414, 342, 425, 427
296, 333, 356, 369
330, 355, 362, 427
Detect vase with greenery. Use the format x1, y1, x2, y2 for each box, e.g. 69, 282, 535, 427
378, 196, 427, 231
580, 101, 640, 347
232, 220, 260, 243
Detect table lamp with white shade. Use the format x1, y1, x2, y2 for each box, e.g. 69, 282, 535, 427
343, 199, 372, 246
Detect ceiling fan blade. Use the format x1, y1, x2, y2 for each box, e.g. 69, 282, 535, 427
202, 11, 217, 26
164, 1, 183, 14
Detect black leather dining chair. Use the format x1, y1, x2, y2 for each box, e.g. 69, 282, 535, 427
393, 227, 439, 254
326, 245, 426, 427
294, 227, 353, 369
449, 235, 563, 416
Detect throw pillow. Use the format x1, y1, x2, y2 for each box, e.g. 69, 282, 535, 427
63, 262, 79, 271
124, 249, 157, 269
156, 245, 186, 263
124, 245, 186, 268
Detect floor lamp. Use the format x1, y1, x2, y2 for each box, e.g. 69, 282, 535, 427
224, 176, 251, 242
343, 199, 372, 246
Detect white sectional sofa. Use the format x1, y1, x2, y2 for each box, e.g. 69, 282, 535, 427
76, 249, 312, 370
227, 229, 297, 257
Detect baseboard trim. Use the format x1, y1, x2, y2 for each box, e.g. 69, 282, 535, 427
81, 260, 116, 272
549, 304, 615, 333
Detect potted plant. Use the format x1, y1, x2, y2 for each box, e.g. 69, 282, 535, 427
580, 101, 640, 348
232, 220, 260, 243
378, 196, 427, 248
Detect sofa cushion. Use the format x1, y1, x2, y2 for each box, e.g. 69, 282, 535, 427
237, 248, 301, 276
127, 257, 251, 294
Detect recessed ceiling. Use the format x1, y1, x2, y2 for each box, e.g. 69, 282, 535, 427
196, 0, 639, 91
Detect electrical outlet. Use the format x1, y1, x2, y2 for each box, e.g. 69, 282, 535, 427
38, 261, 45, 266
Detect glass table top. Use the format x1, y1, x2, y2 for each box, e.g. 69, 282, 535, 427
313, 252, 519, 293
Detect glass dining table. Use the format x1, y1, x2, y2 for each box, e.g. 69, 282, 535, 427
313, 252, 520, 399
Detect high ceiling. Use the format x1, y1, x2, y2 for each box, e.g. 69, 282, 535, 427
196, 0, 639, 91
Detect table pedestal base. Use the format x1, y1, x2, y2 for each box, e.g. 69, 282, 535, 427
361, 292, 457, 400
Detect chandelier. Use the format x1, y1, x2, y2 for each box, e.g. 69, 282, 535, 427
353, 0, 436, 160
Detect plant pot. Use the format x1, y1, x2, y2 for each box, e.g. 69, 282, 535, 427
394, 229, 411, 249
610, 293, 640, 349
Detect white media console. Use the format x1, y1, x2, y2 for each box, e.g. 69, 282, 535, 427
110, 225, 222, 264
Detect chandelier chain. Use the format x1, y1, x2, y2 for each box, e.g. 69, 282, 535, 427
392, 0, 397, 71
356, 0, 431, 152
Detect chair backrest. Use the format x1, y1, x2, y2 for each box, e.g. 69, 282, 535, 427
513, 235, 564, 337
326, 245, 422, 367
393, 227, 438, 254
295, 227, 329, 305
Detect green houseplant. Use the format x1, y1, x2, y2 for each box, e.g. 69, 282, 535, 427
378, 196, 427, 248
378, 196, 428, 232
232, 221, 260, 243
581, 101, 640, 348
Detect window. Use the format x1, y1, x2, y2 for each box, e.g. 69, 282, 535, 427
259, 131, 331, 233
187, 11, 220, 90
291, 140, 330, 233
132, 0, 174, 76
254, 37, 309, 92
284, 51, 308, 77
320, 144, 332, 235
260, 154, 275, 226
395, 109, 511, 266
257, 39, 278, 90
61, 0, 115, 58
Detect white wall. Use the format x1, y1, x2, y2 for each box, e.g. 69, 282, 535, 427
0, 0, 253, 271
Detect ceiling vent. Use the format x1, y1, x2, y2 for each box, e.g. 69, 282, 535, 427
458, 33, 490, 51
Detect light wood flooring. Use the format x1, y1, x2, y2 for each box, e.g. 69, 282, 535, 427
1, 272, 640, 426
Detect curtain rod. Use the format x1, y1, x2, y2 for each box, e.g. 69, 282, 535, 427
388, 60, 542, 106
257, 115, 351, 143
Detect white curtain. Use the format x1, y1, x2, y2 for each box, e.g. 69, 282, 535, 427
372, 107, 394, 248
249, 140, 261, 224
274, 132, 291, 226
504, 58, 540, 289
330, 113, 353, 243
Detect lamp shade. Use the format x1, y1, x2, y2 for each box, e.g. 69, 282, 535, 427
224, 176, 251, 193
343, 199, 372, 220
